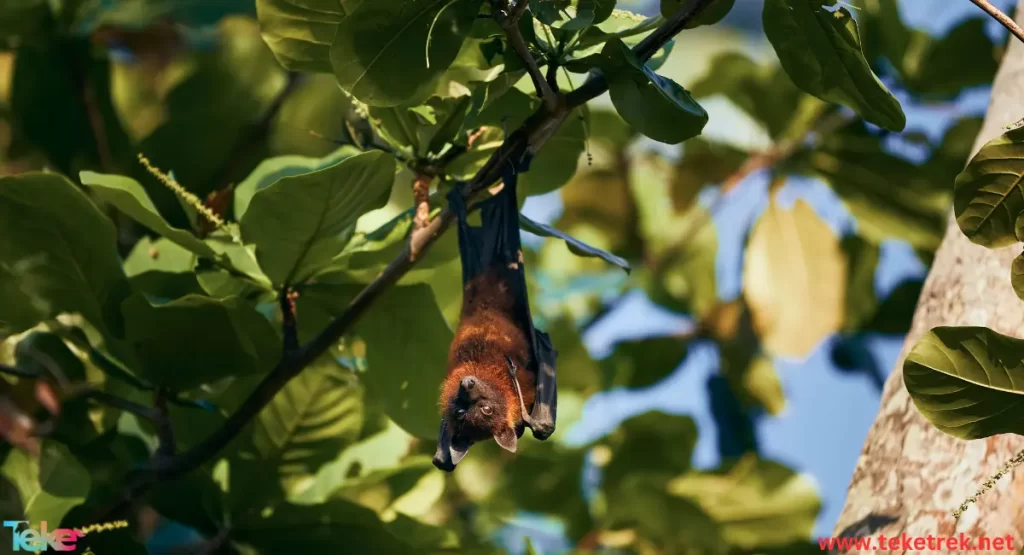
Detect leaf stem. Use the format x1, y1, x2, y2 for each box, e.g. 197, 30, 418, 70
968, 0, 1024, 46
91, 0, 723, 522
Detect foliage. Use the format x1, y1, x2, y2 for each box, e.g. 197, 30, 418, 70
0, 0, 999, 553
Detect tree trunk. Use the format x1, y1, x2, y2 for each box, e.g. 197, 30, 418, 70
830, 3, 1024, 552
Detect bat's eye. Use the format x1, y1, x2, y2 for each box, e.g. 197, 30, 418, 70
480, 405, 493, 416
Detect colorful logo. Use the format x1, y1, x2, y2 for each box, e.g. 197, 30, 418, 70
2, 521, 82, 552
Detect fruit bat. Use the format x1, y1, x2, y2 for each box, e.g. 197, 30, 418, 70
432, 161, 558, 472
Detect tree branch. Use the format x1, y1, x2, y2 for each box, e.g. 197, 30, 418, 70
97, 0, 722, 518
969, 0, 1024, 45
498, 0, 560, 111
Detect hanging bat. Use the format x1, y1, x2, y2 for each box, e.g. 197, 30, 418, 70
432, 162, 558, 472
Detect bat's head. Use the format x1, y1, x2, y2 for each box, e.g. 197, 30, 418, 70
434, 370, 523, 471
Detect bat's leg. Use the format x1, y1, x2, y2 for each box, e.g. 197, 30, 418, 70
527, 331, 557, 440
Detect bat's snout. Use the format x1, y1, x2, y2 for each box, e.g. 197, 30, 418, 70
460, 376, 476, 390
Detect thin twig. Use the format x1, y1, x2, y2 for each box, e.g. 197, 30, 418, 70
153, 388, 176, 458
968, 0, 1024, 46
498, 0, 561, 111
93, 0, 722, 521
279, 287, 299, 353
0, 363, 39, 379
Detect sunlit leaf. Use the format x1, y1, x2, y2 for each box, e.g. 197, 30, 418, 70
0, 441, 90, 527
233, 146, 361, 219
240, 150, 397, 286
598, 38, 708, 144
229, 357, 364, 508
905, 326, 1024, 439
954, 125, 1024, 248
329, 0, 480, 107
743, 197, 845, 358
355, 285, 450, 440
762, 0, 905, 131
256, 0, 360, 73
668, 456, 820, 550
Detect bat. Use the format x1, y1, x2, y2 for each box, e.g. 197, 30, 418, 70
432, 161, 558, 472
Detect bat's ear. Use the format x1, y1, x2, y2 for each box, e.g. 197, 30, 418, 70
494, 425, 518, 453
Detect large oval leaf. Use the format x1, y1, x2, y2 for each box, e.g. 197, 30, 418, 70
355, 284, 450, 440
228, 357, 364, 507
121, 293, 282, 391
255, 0, 361, 73
599, 38, 708, 144
0, 441, 91, 527
329, 0, 479, 107
668, 457, 820, 550
240, 150, 397, 287
0, 173, 130, 338
953, 126, 1024, 248
905, 326, 1024, 439
762, 0, 905, 132
742, 197, 846, 358
79, 171, 217, 259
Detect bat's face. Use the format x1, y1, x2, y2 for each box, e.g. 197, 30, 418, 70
435, 374, 520, 470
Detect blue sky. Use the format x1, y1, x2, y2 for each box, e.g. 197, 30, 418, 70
515, 0, 1010, 546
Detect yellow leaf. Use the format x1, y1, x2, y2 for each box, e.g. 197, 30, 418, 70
742, 196, 846, 358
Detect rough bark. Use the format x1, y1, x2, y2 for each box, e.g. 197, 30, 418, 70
831, 3, 1024, 552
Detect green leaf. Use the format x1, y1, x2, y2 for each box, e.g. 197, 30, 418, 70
355, 285, 450, 440
1013, 253, 1024, 303
11, 39, 133, 176
79, 171, 218, 259
501, 443, 593, 541
255, 0, 361, 73
905, 326, 1024, 439
598, 38, 708, 144
954, 126, 1024, 248
809, 122, 949, 251
668, 456, 820, 550
121, 293, 282, 391
603, 412, 698, 492
663, 0, 735, 28
75, 0, 254, 33
240, 150, 397, 286
603, 475, 727, 554
233, 146, 362, 220
0, 0, 51, 44
229, 357, 364, 507
0, 172, 130, 338
520, 213, 630, 272
762, 0, 905, 131
602, 337, 689, 388
904, 18, 999, 100
448, 88, 587, 194
232, 498, 455, 552
370, 95, 474, 158
329, 0, 480, 107
0, 441, 91, 526
840, 234, 880, 333
123, 237, 196, 277
132, 18, 289, 219
322, 203, 460, 283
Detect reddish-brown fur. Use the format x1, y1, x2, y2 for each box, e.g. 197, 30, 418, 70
440, 269, 535, 431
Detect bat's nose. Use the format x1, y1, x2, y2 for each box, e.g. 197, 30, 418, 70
460, 377, 476, 390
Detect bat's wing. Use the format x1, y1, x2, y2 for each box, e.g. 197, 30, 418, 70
442, 160, 558, 444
